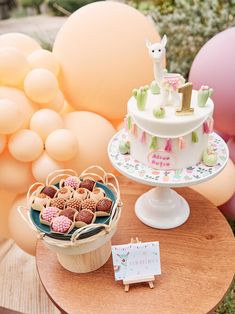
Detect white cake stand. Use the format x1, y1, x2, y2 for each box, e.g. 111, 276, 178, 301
108, 130, 229, 229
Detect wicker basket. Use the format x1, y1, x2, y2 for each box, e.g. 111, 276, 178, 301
18, 166, 122, 273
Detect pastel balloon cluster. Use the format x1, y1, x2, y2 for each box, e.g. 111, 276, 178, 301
189, 27, 235, 220
0, 1, 161, 255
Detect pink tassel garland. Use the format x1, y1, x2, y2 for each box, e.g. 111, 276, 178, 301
203, 121, 210, 134
209, 117, 214, 133
165, 139, 172, 152
178, 137, 186, 149
140, 131, 146, 144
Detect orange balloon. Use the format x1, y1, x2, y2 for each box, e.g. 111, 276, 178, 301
64, 111, 115, 173
0, 47, 30, 87
190, 158, 235, 206
30, 108, 64, 141
0, 99, 24, 134
28, 49, 60, 76
0, 134, 7, 153
53, 1, 160, 120
0, 189, 17, 238
45, 128, 78, 161
39, 90, 64, 112
8, 129, 44, 162
32, 151, 64, 183
0, 151, 34, 193
9, 194, 37, 255
0, 87, 38, 128
59, 100, 74, 116
0, 33, 41, 56
24, 69, 59, 104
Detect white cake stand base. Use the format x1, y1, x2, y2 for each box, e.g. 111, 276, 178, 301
135, 187, 189, 229
108, 130, 228, 229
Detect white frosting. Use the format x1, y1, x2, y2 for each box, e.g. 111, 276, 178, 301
126, 89, 214, 170
128, 90, 214, 138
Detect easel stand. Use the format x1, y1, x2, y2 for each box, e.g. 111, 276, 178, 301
123, 237, 155, 292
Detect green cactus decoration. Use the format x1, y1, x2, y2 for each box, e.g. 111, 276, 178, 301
192, 131, 198, 143
132, 85, 149, 111
150, 80, 160, 94
150, 136, 158, 150
153, 106, 165, 119
197, 86, 213, 107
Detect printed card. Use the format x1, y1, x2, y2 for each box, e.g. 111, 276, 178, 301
112, 241, 161, 281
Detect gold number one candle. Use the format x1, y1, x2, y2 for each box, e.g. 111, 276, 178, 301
176, 82, 194, 115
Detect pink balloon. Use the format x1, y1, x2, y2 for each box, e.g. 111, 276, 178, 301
227, 137, 235, 163
219, 193, 235, 220
189, 27, 235, 136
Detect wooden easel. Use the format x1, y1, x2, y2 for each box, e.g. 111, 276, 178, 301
123, 237, 155, 292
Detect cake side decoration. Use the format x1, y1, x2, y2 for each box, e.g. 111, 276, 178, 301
198, 86, 213, 107
202, 147, 217, 167
119, 139, 130, 155
153, 106, 165, 119
132, 85, 149, 111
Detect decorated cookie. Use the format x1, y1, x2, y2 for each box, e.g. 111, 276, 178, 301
63, 176, 80, 190
89, 188, 105, 202
42, 186, 58, 198
79, 179, 96, 192
119, 140, 130, 155
66, 199, 81, 211
50, 198, 66, 210
96, 197, 113, 216
40, 206, 59, 225
81, 198, 96, 212
57, 186, 73, 200
34, 193, 50, 205
203, 147, 217, 167
51, 215, 73, 234
75, 209, 95, 227
59, 208, 76, 221
73, 188, 90, 201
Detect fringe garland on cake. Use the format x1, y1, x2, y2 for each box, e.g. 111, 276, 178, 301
128, 116, 132, 130
150, 136, 158, 150
165, 139, 172, 152
192, 131, 198, 143
178, 137, 186, 149
131, 123, 138, 137
140, 130, 146, 144
125, 115, 213, 150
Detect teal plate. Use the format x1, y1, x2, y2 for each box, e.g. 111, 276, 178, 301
30, 181, 117, 241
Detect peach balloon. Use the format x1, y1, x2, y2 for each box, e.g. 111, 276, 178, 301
8, 129, 43, 162
190, 158, 235, 206
0, 134, 7, 154
0, 151, 34, 193
0, 47, 30, 86
0, 87, 38, 128
30, 108, 63, 141
9, 194, 37, 255
45, 128, 78, 161
32, 151, 64, 182
0, 99, 24, 134
0, 189, 17, 238
28, 49, 60, 76
0, 33, 41, 56
59, 100, 74, 116
39, 90, 64, 112
53, 1, 160, 120
24, 68, 59, 104
64, 111, 116, 173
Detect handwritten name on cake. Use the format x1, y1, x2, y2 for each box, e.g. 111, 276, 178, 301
148, 150, 174, 169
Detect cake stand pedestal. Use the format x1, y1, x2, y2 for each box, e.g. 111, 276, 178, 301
108, 130, 228, 229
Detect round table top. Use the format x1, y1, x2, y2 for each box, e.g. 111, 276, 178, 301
36, 176, 235, 314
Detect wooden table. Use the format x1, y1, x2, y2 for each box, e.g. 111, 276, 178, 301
36, 177, 235, 314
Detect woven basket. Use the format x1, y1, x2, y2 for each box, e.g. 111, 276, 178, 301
18, 166, 122, 273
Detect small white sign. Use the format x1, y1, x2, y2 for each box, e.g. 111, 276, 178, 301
111, 242, 161, 281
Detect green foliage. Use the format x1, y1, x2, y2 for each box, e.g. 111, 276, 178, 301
20, 0, 44, 14
214, 277, 235, 314
46, 0, 101, 16
128, 0, 235, 78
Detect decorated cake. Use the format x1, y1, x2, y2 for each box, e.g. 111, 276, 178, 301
120, 35, 216, 170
